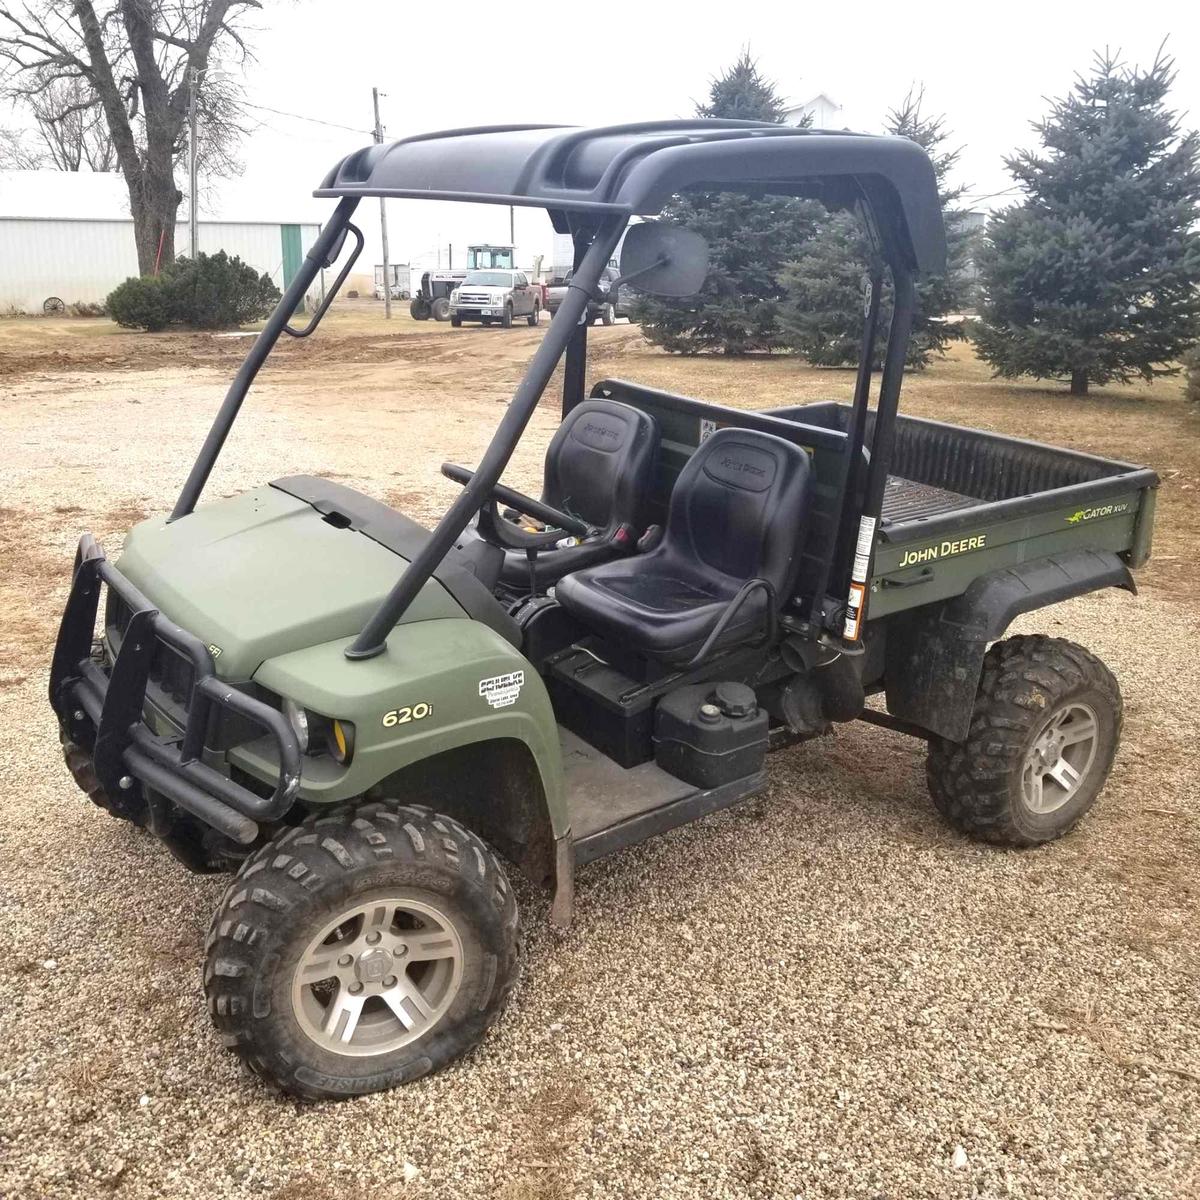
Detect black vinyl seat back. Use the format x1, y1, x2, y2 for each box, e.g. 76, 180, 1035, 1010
457, 398, 659, 594
556, 428, 811, 663
543, 399, 657, 533
672, 430, 808, 591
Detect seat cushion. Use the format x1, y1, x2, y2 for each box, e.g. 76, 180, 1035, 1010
498, 535, 619, 591
457, 517, 628, 593
555, 553, 769, 661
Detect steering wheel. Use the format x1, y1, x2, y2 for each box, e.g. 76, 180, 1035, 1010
441, 463, 595, 552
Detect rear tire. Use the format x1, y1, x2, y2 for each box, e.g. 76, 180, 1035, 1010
431, 297, 451, 321
926, 635, 1121, 846
204, 801, 520, 1100
600, 302, 615, 326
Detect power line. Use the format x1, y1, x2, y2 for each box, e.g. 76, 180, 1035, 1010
241, 100, 371, 137
960, 185, 1023, 204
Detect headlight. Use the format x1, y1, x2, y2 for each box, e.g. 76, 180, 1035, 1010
327, 718, 355, 765
281, 699, 355, 765
451, 290, 460, 302
282, 697, 309, 753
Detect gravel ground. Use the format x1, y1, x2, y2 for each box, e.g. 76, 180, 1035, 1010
1, 329, 1197, 1199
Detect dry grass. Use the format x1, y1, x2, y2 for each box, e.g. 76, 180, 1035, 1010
1040, 996, 1200, 1085
494, 1081, 594, 1200
0, 505, 71, 674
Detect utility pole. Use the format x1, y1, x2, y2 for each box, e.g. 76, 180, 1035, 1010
509, 205, 515, 249
372, 87, 393, 320
187, 67, 201, 260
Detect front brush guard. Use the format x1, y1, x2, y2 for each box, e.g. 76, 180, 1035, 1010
49, 534, 301, 844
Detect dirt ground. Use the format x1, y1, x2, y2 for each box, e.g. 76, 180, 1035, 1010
1, 304, 1197, 1199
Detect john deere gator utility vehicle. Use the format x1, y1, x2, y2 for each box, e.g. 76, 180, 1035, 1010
50, 121, 1158, 1099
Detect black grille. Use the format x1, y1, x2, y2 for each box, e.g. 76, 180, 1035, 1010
106, 592, 194, 705
104, 590, 263, 751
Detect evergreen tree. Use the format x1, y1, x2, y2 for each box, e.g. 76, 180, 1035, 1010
777, 89, 975, 369
633, 53, 822, 354
974, 51, 1200, 395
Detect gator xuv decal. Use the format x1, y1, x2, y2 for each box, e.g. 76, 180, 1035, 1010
1067, 503, 1130, 524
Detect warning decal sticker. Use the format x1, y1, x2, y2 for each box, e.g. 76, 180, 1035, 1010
479, 671, 525, 709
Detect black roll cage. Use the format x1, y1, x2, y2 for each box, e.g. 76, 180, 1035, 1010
167, 121, 941, 661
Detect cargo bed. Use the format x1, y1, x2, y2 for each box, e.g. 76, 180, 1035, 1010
881, 476, 978, 522
766, 402, 1160, 618
589, 380, 1159, 623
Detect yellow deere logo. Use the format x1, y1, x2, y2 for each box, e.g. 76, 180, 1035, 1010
1066, 502, 1128, 525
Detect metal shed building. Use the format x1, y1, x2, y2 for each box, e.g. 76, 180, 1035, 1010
0, 170, 321, 313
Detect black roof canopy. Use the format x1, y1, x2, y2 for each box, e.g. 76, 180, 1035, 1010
316, 120, 947, 276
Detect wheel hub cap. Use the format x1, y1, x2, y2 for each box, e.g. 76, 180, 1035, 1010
291, 896, 464, 1057
1021, 702, 1099, 815
355, 947, 394, 984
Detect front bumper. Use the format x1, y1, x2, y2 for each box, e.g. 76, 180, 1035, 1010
451, 306, 506, 318
49, 534, 301, 845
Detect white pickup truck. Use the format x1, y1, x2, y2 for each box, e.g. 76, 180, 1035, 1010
449, 269, 541, 328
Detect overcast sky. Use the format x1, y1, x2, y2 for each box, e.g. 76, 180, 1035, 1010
126, 0, 1200, 273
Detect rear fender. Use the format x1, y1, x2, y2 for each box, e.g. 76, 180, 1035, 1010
883, 549, 1136, 742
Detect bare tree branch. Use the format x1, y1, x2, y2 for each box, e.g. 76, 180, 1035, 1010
0, 0, 260, 270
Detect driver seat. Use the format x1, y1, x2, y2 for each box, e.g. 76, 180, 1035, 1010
555, 428, 811, 664
466, 399, 659, 592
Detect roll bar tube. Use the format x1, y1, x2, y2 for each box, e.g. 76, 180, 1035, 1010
169, 196, 362, 521
810, 267, 883, 623
840, 268, 916, 643
346, 215, 629, 659
561, 225, 593, 416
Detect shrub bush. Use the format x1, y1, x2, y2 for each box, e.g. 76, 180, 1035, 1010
106, 274, 174, 331
69, 300, 107, 317
164, 251, 281, 329
104, 250, 281, 332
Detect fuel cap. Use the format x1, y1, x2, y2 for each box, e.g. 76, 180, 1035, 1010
713, 682, 756, 719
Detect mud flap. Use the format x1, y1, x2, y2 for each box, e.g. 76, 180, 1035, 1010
884, 549, 1136, 743
550, 833, 575, 928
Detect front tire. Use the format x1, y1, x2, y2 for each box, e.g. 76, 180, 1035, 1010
926, 635, 1121, 846
527, 304, 540, 327
204, 802, 520, 1099
450, 314, 462, 327
500, 303, 513, 329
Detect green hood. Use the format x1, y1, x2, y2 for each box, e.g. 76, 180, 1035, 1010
116, 486, 460, 678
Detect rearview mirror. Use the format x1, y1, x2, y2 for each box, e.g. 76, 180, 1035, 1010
617, 222, 708, 297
